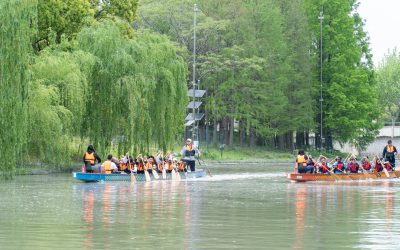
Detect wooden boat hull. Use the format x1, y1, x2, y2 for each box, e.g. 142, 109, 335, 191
288, 170, 400, 182
73, 170, 207, 182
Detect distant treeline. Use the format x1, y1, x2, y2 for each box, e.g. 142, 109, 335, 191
0, 0, 381, 178
136, 0, 380, 150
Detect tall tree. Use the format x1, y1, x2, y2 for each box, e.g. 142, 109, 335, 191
0, 0, 36, 178
376, 49, 400, 138
305, 0, 379, 149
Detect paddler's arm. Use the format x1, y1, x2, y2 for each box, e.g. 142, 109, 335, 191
94, 153, 101, 163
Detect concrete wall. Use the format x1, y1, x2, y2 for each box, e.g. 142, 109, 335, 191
333, 126, 400, 156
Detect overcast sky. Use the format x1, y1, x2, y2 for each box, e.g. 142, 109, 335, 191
358, 0, 400, 67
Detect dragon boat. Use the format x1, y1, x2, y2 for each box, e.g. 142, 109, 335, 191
73, 170, 207, 182
288, 170, 400, 182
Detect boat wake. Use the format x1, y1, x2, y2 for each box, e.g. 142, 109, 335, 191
187, 172, 286, 182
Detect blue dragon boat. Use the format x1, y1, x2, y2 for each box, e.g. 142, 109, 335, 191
73, 170, 207, 182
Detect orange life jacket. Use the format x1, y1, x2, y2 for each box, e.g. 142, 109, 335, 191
84, 152, 95, 165
387, 145, 394, 153
145, 162, 152, 170
102, 160, 112, 174
296, 155, 307, 167
167, 162, 174, 171
137, 163, 144, 171
158, 162, 164, 171
120, 163, 127, 171
178, 162, 186, 171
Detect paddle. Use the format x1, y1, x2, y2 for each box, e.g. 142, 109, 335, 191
162, 162, 167, 180
319, 161, 339, 180
144, 169, 151, 182
377, 154, 390, 178
152, 167, 160, 180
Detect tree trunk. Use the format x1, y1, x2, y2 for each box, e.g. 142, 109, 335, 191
229, 117, 234, 146
239, 120, 246, 146
223, 117, 229, 145
212, 119, 218, 146
249, 127, 255, 147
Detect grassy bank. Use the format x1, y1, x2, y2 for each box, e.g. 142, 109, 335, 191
198, 146, 293, 161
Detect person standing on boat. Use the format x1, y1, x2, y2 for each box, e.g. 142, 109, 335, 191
83, 145, 101, 173
383, 140, 397, 169
181, 138, 200, 172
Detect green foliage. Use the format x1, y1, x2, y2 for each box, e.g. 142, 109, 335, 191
92, 0, 139, 23
27, 48, 96, 164
305, 0, 379, 149
376, 49, 400, 124
36, 0, 94, 50
0, 0, 36, 179
77, 21, 188, 155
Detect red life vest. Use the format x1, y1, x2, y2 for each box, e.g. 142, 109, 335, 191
362, 161, 371, 171
336, 163, 344, 172
348, 163, 358, 172
319, 164, 329, 173
384, 162, 392, 171
375, 163, 383, 172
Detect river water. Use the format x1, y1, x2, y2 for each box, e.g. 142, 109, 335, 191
1, 163, 399, 249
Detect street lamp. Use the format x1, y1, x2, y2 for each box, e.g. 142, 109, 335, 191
318, 11, 324, 150
192, 4, 198, 142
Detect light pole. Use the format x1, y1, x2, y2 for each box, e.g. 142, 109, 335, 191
318, 11, 324, 150
192, 4, 198, 143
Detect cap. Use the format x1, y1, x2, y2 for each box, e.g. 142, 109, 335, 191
186, 138, 192, 142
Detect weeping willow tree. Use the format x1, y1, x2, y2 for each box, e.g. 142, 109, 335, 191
28, 49, 96, 164
0, 0, 36, 178
77, 20, 188, 155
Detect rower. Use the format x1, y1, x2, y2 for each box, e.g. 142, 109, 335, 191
83, 145, 101, 173
136, 155, 145, 174
101, 154, 118, 174
333, 157, 346, 174
384, 160, 393, 172
347, 157, 359, 174
181, 138, 200, 172
177, 159, 187, 172
304, 156, 315, 174
145, 156, 155, 174
361, 156, 372, 172
296, 150, 307, 173
383, 140, 397, 169
374, 158, 384, 172
318, 156, 330, 174
166, 158, 174, 173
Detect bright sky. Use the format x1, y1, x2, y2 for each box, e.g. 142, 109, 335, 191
358, 0, 400, 67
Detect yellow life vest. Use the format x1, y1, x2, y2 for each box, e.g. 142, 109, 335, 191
84, 152, 95, 165
102, 160, 112, 174
296, 155, 306, 167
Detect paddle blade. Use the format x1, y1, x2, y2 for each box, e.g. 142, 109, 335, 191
162, 169, 166, 179
171, 169, 176, 180
145, 170, 151, 182
130, 172, 136, 183
152, 169, 160, 179
383, 168, 390, 178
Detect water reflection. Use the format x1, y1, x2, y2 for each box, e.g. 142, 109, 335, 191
75, 181, 197, 249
